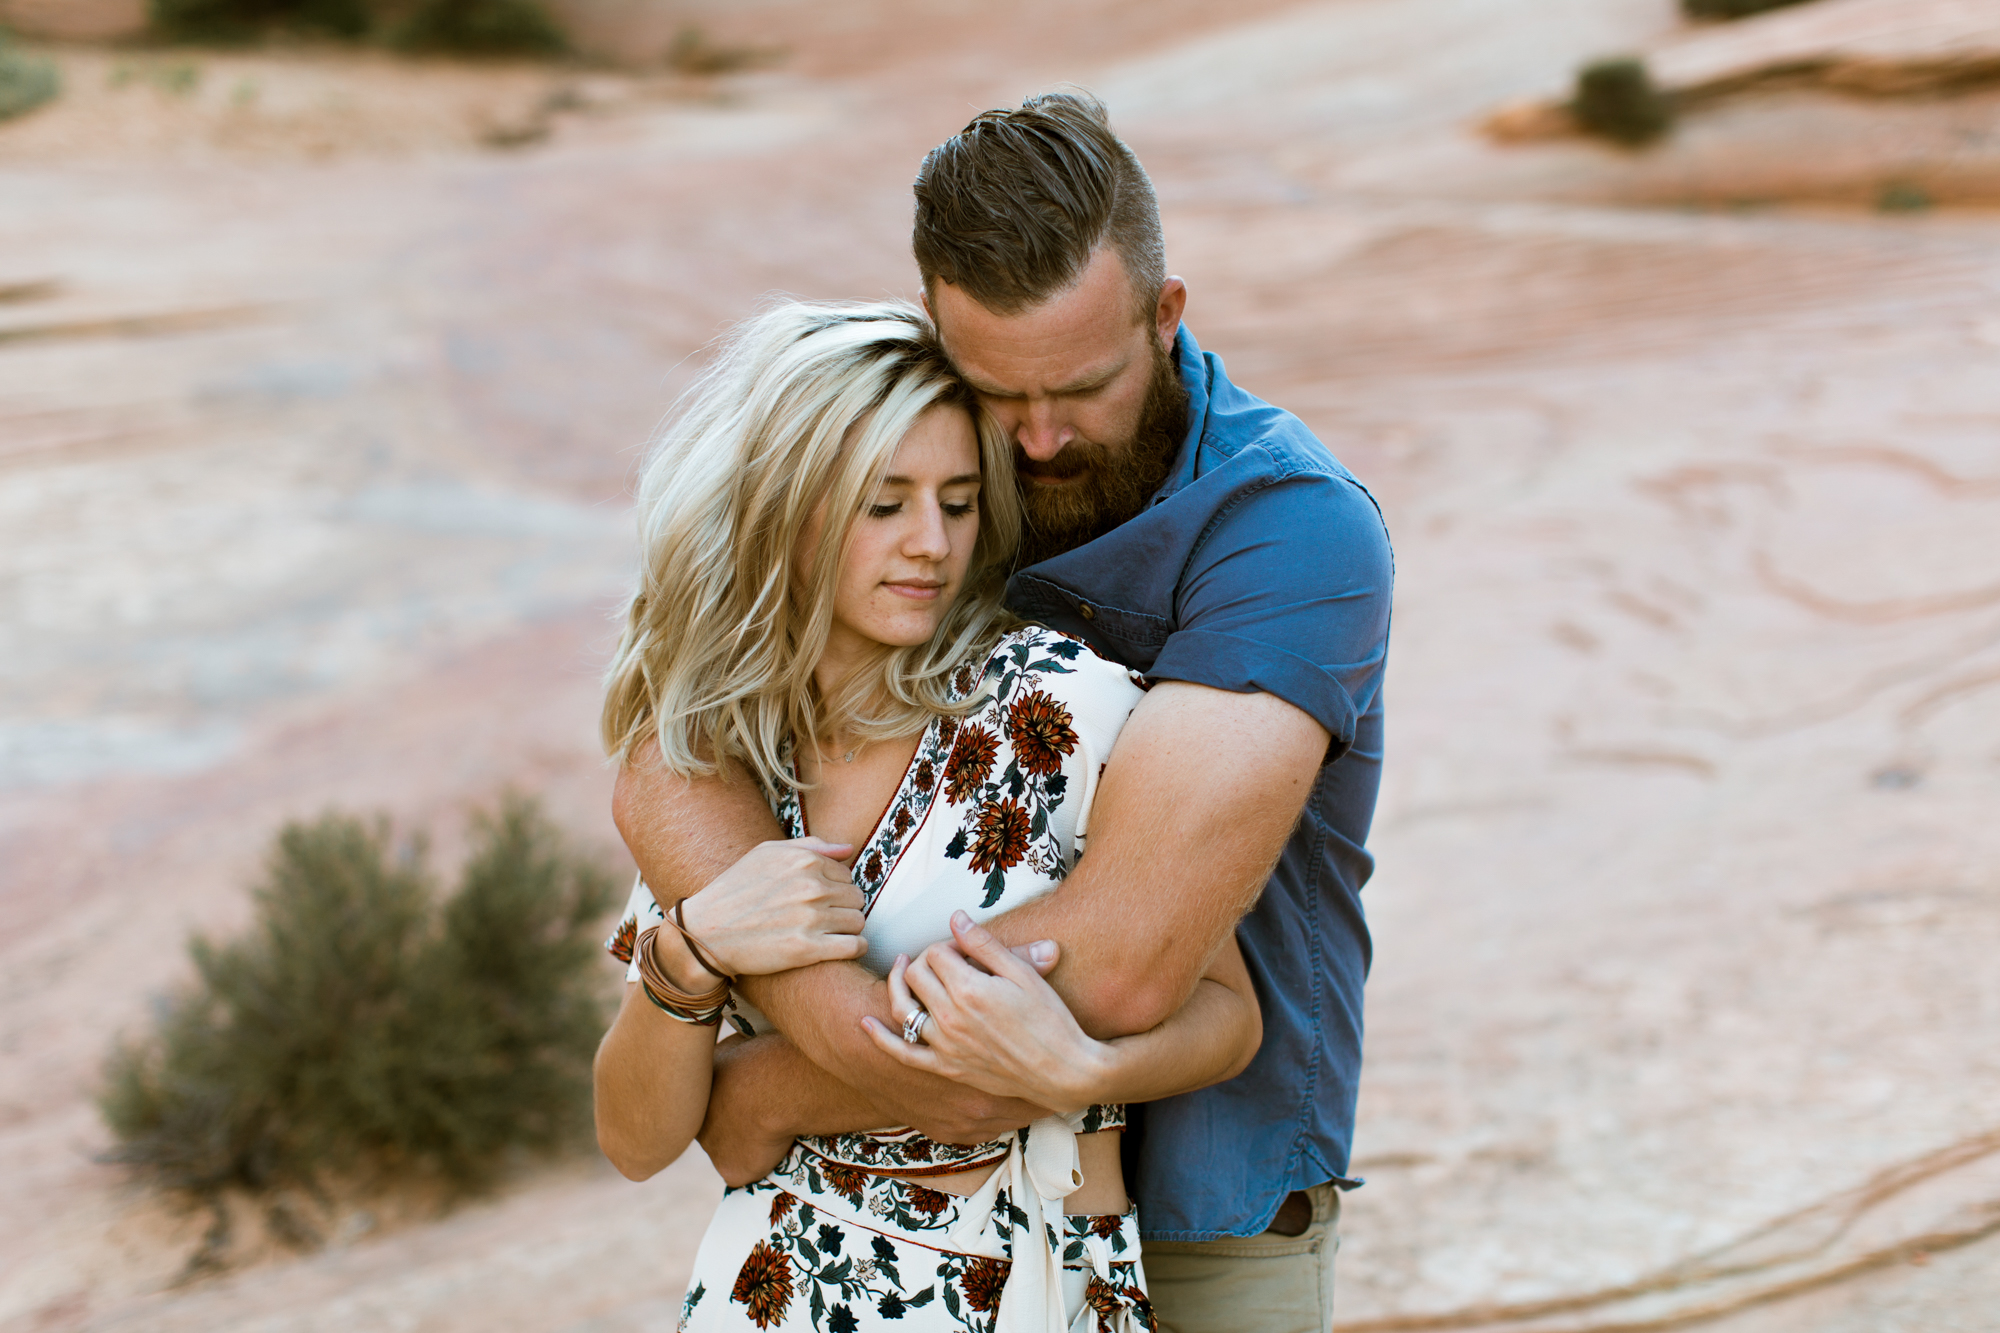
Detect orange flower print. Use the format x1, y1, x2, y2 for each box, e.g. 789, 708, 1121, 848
968, 798, 1031, 874
944, 725, 999, 804
821, 1162, 868, 1198
769, 1192, 796, 1226
863, 851, 885, 881
1089, 1213, 1123, 1239
959, 1257, 1011, 1313
892, 804, 914, 838
1084, 1275, 1126, 1333
606, 915, 637, 965
913, 759, 936, 794
1007, 690, 1077, 776
906, 1184, 952, 1216
731, 1241, 793, 1328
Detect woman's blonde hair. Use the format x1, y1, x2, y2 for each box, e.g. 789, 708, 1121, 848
601, 299, 1021, 793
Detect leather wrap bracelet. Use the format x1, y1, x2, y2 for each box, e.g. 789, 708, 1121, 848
673, 897, 737, 984
635, 924, 731, 1026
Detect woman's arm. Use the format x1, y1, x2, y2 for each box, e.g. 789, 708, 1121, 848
860, 910, 1261, 1115
593, 836, 869, 1180
594, 924, 726, 1180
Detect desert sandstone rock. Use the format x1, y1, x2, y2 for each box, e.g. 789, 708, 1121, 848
2, 1, 1996, 1329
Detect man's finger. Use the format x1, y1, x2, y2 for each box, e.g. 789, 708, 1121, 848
795, 836, 854, 859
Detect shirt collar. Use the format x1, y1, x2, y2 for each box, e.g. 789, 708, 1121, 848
1152, 323, 1212, 507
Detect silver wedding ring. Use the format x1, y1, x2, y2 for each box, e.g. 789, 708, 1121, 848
902, 1007, 930, 1045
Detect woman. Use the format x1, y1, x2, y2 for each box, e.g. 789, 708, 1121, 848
593, 300, 1261, 1333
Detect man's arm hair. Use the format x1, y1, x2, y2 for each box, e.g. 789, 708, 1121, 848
610, 745, 779, 904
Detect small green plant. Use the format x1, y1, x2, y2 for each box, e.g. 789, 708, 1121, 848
1877, 181, 1934, 213
100, 796, 617, 1202
1572, 57, 1675, 147
1682, 0, 1816, 19
149, 0, 567, 55
0, 32, 61, 123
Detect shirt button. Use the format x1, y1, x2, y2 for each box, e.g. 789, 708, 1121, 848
1076, 602, 1096, 621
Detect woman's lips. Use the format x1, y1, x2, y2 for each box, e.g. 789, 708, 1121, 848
884, 581, 944, 600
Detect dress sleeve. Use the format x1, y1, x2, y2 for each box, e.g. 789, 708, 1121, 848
1000, 629, 1145, 867
604, 875, 669, 984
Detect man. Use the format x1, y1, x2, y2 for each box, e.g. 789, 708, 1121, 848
614, 92, 1391, 1332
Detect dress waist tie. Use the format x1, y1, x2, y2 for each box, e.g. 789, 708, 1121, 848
937, 1112, 1143, 1333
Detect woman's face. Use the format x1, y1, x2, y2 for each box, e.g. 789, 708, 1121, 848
816, 404, 984, 663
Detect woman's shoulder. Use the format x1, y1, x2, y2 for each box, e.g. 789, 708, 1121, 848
954, 625, 1145, 754
966, 625, 1141, 696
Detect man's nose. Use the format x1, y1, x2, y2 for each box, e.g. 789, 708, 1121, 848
1015, 398, 1073, 462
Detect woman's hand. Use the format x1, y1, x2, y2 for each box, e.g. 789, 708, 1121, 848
861, 911, 1106, 1115
678, 837, 868, 978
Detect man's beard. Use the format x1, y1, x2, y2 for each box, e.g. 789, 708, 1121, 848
1014, 338, 1189, 568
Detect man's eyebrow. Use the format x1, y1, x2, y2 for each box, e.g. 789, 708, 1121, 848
879, 473, 984, 487
962, 360, 1128, 398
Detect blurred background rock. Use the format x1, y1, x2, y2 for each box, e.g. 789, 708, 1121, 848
2, 1, 1998, 1330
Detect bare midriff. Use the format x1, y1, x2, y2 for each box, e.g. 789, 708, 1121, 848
901, 1129, 1127, 1216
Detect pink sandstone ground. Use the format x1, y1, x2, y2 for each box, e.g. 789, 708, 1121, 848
2, 1, 1998, 1329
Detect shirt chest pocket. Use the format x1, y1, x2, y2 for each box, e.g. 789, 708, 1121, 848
1013, 573, 1174, 673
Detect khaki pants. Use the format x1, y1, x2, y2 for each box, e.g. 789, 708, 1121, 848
1142, 1185, 1342, 1333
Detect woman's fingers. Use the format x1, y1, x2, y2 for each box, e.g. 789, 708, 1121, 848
886, 954, 918, 1024
900, 948, 956, 1022
861, 1016, 944, 1072
948, 911, 1041, 984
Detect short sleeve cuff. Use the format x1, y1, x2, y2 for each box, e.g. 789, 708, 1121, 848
1148, 628, 1359, 758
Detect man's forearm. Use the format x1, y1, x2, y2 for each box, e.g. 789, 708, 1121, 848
613, 742, 780, 905
973, 683, 1326, 1039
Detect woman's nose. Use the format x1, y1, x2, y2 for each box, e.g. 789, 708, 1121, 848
905, 500, 952, 559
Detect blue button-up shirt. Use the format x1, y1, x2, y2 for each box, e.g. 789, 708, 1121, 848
1004, 326, 1391, 1240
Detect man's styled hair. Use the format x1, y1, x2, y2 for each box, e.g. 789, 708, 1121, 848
913, 91, 1165, 321
601, 300, 1021, 793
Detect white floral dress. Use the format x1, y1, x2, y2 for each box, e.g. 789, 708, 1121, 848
606, 627, 1154, 1333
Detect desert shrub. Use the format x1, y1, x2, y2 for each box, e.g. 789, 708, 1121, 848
149, 0, 566, 55
1877, 181, 1934, 213
100, 796, 617, 1198
393, 0, 566, 56
1682, 0, 1815, 19
1572, 57, 1675, 146
0, 32, 61, 122
150, 0, 371, 43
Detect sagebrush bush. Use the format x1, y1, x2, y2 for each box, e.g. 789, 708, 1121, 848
149, 0, 566, 54
1572, 57, 1675, 147
100, 796, 617, 1198
1682, 0, 1815, 19
0, 32, 61, 122
393, 0, 566, 56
